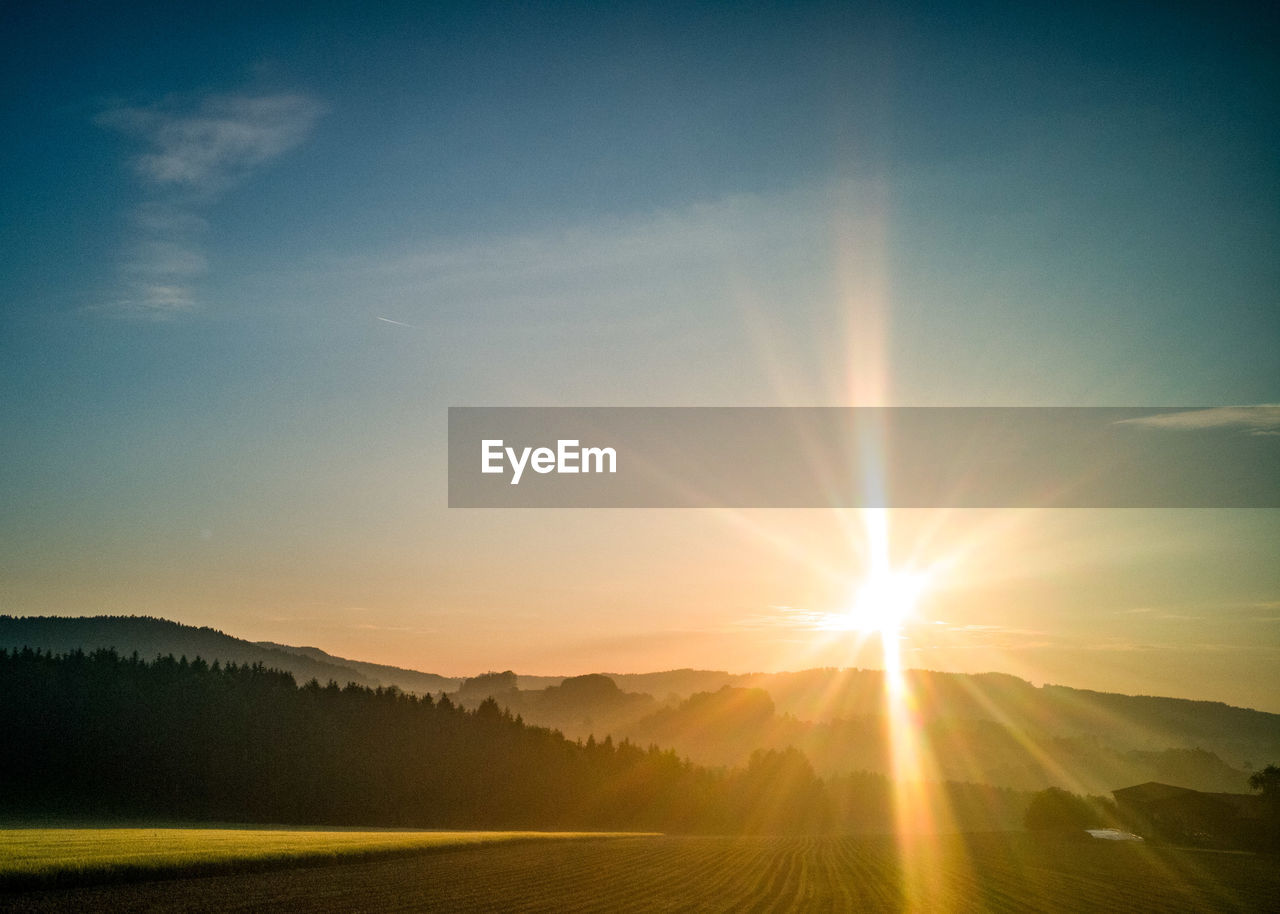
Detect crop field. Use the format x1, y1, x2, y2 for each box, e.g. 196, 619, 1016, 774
4, 832, 1278, 913
0, 826, 628, 891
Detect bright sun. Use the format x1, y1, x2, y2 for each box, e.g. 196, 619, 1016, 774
846, 567, 928, 637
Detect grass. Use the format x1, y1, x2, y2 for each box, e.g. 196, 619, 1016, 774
0, 824, 643, 891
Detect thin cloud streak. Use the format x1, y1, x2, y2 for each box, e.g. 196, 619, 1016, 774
1115, 405, 1280, 436
92, 91, 324, 319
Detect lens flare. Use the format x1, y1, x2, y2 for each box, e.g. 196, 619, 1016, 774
847, 510, 954, 908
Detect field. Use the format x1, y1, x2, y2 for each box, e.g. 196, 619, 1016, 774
0, 826, 629, 891
3, 832, 1277, 913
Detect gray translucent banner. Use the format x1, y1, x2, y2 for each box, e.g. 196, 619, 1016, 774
448, 407, 1279, 508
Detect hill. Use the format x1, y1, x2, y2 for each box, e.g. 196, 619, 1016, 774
619, 685, 1257, 793
5, 614, 1276, 795
255, 641, 460, 694
0, 616, 466, 695
731, 668, 1280, 767
0, 616, 378, 691
0, 647, 818, 834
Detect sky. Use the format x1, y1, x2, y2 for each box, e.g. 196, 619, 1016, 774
1, 1, 1277, 710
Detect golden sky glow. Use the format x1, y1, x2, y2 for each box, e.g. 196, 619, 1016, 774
0, 3, 1275, 717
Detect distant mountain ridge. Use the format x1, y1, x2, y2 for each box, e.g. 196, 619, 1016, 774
0, 616, 725, 698
0, 616, 382, 691
254, 641, 460, 693
3, 614, 1277, 795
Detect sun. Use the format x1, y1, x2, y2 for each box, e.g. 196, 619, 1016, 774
845, 566, 928, 638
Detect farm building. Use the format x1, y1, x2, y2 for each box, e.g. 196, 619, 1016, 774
1112, 782, 1266, 848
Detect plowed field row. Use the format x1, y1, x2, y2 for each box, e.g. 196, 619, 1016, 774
5, 834, 1278, 913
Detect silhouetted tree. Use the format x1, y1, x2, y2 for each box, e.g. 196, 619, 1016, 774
1249, 763, 1280, 848
1023, 787, 1100, 832
1248, 764, 1280, 797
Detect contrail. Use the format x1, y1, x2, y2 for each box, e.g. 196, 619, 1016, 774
376, 316, 414, 327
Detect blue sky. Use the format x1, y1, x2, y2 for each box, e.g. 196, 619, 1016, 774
1, 1, 1277, 707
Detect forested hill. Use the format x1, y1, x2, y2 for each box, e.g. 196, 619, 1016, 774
0, 616, 465, 695
0, 647, 829, 834
5, 615, 1276, 781
254, 641, 460, 694
0, 615, 393, 693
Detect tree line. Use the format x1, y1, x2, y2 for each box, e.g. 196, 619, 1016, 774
0, 647, 1027, 834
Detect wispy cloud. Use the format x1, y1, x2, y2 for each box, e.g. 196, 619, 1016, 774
91, 91, 323, 319
122, 240, 209, 278
1115, 406, 1280, 436
97, 93, 324, 198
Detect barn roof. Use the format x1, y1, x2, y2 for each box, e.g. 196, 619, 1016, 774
1112, 782, 1199, 804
